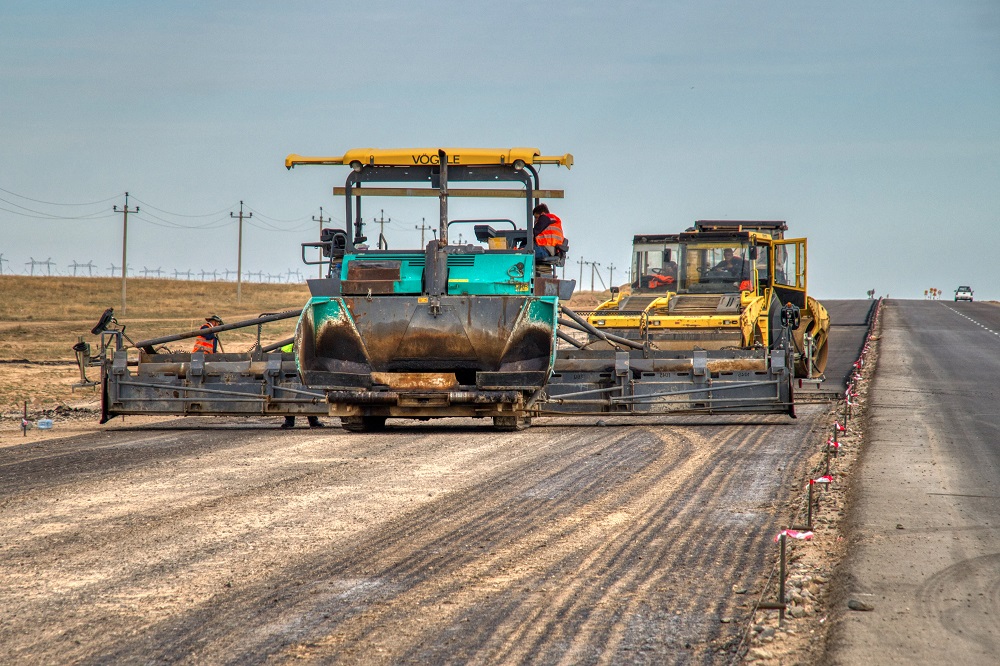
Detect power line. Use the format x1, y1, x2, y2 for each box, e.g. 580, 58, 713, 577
0, 186, 120, 207
0, 201, 116, 220
128, 196, 236, 218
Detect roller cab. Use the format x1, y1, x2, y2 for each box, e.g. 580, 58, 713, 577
588, 220, 828, 378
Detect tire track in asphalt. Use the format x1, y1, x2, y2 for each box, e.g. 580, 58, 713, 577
0, 409, 824, 665
114, 418, 809, 664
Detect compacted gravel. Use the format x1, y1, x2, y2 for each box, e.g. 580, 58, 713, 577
0, 407, 830, 665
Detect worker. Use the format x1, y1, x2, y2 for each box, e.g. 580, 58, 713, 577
278, 341, 325, 429
192, 314, 224, 353
532, 203, 565, 261
713, 248, 745, 277
647, 250, 678, 289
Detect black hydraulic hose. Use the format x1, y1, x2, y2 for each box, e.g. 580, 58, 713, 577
556, 329, 586, 349
261, 337, 295, 353
135, 310, 302, 353
558, 308, 646, 350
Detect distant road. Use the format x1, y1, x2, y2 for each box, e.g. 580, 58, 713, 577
822, 299, 877, 391
829, 300, 1000, 664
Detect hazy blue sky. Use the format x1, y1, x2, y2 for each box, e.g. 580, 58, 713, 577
1, 1, 998, 299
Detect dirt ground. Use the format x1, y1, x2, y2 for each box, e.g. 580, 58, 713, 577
0, 277, 875, 663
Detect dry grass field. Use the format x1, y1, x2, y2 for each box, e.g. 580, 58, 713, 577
0, 275, 610, 416
0, 276, 310, 416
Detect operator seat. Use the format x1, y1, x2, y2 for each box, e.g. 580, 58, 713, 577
535, 238, 569, 276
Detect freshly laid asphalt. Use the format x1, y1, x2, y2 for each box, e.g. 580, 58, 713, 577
827, 300, 1000, 664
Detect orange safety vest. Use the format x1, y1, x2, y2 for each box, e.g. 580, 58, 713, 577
535, 213, 564, 247
192, 325, 216, 353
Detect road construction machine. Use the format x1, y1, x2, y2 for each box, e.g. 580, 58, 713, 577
585, 220, 829, 379
285, 148, 576, 431
87, 161, 809, 428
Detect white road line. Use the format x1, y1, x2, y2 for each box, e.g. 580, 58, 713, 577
941, 303, 1000, 337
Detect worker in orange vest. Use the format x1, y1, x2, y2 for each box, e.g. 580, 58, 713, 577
532, 203, 565, 261
192, 315, 225, 353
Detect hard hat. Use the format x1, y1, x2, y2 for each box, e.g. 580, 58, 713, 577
206, 314, 223, 324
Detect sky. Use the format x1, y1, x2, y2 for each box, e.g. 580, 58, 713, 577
1, 1, 998, 300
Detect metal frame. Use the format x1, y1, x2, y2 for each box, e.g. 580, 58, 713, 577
339, 160, 540, 253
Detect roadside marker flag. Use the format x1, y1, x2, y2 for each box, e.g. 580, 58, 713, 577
775, 530, 813, 542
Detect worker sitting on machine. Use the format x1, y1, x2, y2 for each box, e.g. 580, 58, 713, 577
642, 250, 678, 290
532, 203, 568, 263
712, 248, 745, 278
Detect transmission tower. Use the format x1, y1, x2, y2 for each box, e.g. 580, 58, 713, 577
69, 260, 95, 276
0, 253, 9, 275
26, 257, 55, 276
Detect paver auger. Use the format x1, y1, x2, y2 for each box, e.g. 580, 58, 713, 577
286, 148, 576, 431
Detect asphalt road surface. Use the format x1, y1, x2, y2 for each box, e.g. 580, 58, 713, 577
828, 300, 1000, 664
0, 303, 873, 665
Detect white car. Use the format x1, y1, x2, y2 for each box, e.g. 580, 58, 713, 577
954, 286, 974, 302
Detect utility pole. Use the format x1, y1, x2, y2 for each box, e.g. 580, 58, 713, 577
607, 263, 616, 288
589, 261, 602, 292
231, 201, 252, 303
577, 256, 585, 287
114, 192, 138, 314
415, 218, 432, 248
0, 253, 8, 275
593, 262, 607, 291
377, 209, 390, 249
312, 206, 330, 278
